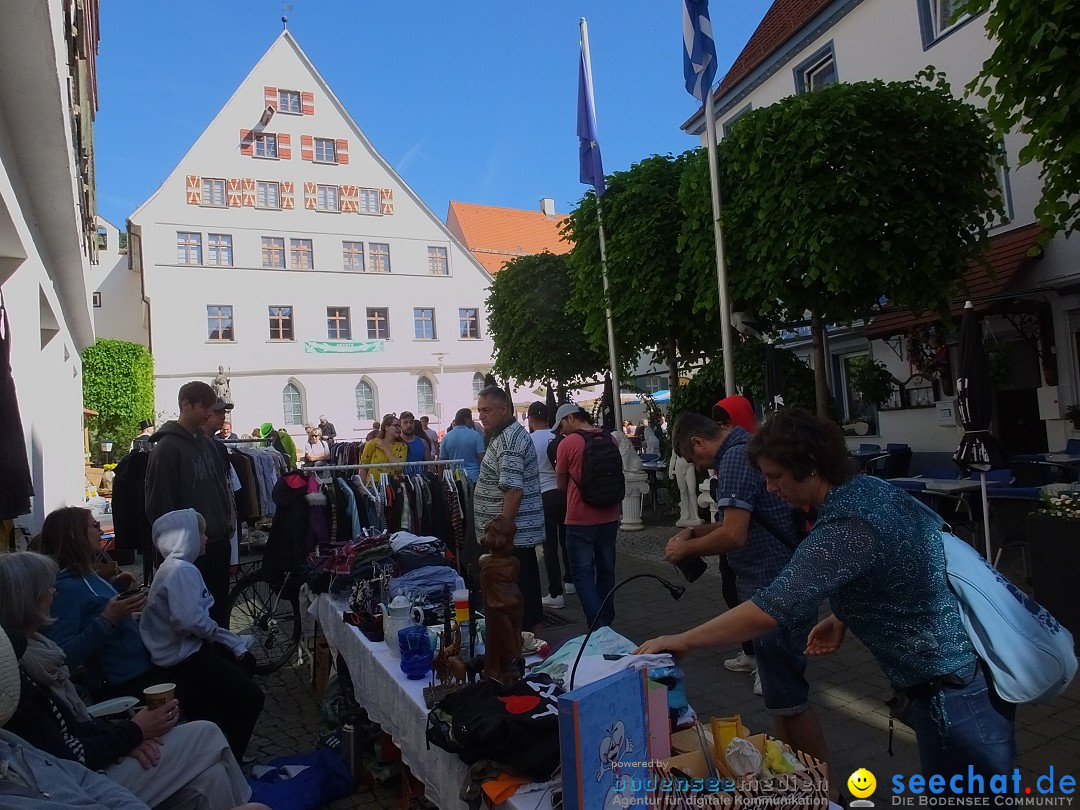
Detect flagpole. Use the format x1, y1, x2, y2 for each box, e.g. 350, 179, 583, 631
580, 17, 623, 428
703, 91, 736, 396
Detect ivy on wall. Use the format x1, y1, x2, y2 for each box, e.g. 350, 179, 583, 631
82, 339, 154, 462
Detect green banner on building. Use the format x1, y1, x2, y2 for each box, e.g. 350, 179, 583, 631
303, 340, 386, 354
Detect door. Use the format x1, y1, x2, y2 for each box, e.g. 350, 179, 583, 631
995, 389, 1047, 456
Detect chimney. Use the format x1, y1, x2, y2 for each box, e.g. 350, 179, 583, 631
540, 197, 556, 218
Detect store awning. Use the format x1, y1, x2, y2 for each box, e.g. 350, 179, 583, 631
865, 223, 1043, 339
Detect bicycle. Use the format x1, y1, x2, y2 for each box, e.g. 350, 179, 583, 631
226, 563, 302, 675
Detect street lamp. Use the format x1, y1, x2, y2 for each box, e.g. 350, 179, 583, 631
100, 439, 113, 466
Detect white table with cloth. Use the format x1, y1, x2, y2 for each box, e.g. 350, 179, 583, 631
312, 594, 841, 810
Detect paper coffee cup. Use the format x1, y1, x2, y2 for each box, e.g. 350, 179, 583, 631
143, 683, 176, 710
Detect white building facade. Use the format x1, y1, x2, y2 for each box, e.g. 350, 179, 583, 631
91, 217, 148, 346
130, 32, 495, 440
688, 0, 1080, 455
0, 0, 101, 533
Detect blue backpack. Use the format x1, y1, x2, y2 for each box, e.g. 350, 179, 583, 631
910, 496, 1076, 703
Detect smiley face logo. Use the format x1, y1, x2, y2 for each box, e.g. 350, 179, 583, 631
848, 768, 877, 798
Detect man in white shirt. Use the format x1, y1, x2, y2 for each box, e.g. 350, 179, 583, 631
527, 402, 573, 609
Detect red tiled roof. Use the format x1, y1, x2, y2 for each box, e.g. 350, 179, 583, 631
865, 223, 1044, 338
446, 201, 571, 275
715, 0, 832, 96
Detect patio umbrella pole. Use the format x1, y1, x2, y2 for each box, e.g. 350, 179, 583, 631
981, 473, 992, 564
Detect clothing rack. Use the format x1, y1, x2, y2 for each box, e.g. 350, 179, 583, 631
302, 459, 465, 473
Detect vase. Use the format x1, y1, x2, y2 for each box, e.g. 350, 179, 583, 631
1026, 513, 1080, 651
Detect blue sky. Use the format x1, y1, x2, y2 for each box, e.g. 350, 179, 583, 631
95, 1, 772, 226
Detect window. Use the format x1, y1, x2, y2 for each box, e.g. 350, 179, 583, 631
643, 374, 666, 394
92, 292, 102, 308
254, 133, 278, 158
207, 234, 233, 267
177, 232, 202, 265
355, 380, 376, 421
722, 104, 752, 138
314, 138, 337, 163
278, 89, 301, 114
472, 372, 485, 399
316, 185, 339, 212
282, 383, 303, 425
327, 306, 351, 340
834, 352, 879, 436
207, 305, 234, 341
261, 236, 285, 268
417, 377, 435, 415
459, 308, 480, 339
342, 241, 365, 272
367, 307, 390, 340
359, 188, 380, 215
201, 178, 226, 207
96, 228, 108, 251
414, 307, 436, 340
428, 246, 448, 276
256, 181, 281, 209
918, 0, 973, 46
989, 141, 1014, 227
268, 306, 294, 340
290, 239, 313, 270
369, 243, 391, 273
794, 43, 837, 94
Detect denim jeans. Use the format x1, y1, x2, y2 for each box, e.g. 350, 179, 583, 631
910, 661, 1016, 785
565, 521, 619, 627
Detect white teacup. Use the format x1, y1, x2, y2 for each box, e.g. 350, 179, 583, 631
521, 632, 535, 649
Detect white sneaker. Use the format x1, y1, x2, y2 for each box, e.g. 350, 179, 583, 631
724, 651, 757, 673
753, 670, 763, 696
542, 594, 565, 609
563, 582, 576, 595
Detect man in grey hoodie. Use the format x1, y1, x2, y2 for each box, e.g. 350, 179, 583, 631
145, 381, 235, 624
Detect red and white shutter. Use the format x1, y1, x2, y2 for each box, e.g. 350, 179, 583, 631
264, 86, 278, 110
336, 139, 349, 165
239, 129, 253, 156
281, 181, 295, 209
241, 178, 256, 207
301, 91, 315, 115
226, 178, 243, 207
278, 133, 292, 160
185, 175, 201, 205
303, 182, 317, 210
380, 188, 394, 215
300, 135, 314, 161
340, 185, 358, 213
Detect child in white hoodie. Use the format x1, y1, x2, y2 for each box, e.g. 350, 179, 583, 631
141, 509, 264, 759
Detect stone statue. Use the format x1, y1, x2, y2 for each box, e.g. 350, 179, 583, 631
613, 430, 649, 531
479, 515, 523, 684
211, 365, 232, 404
643, 423, 660, 456
670, 453, 703, 528
698, 474, 719, 524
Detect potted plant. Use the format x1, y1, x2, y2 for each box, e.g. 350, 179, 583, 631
1027, 489, 1080, 647
847, 356, 897, 409
1065, 403, 1080, 431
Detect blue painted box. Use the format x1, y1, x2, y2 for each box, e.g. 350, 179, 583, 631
559, 669, 651, 810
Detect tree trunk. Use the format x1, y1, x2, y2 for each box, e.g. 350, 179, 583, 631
556, 380, 568, 403
811, 308, 830, 418
666, 333, 679, 394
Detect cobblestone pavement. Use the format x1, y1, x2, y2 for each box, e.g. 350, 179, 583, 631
245, 511, 1080, 807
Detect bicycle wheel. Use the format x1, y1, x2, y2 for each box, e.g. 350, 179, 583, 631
226, 571, 301, 675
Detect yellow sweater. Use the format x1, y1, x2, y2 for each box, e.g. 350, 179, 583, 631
360, 439, 408, 475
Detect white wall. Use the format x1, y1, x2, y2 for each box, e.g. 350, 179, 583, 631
91, 217, 148, 346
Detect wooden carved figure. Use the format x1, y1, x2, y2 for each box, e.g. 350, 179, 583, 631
479, 515, 523, 684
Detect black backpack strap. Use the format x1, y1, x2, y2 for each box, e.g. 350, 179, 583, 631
748, 509, 800, 552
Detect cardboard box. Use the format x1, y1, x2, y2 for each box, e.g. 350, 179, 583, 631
647, 680, 670, 760
312, 636, 332, 699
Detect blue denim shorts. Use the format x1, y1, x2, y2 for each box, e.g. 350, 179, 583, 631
753, 624, 811, 715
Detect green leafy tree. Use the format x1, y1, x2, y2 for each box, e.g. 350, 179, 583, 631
681, 78, 1003, 415
960, 0, 1080, 236
485, 252, 608, 396
82, 339, 154, 461
562, 153, 724, 392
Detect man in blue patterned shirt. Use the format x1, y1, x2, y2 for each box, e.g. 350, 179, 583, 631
474, 387, 546, 634
663, 410, 830, 772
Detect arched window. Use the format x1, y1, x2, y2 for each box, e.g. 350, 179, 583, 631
472, 372, 485, 399
282, 383, 303, 425
355, 379, 376, 421
417, 376, 435, 415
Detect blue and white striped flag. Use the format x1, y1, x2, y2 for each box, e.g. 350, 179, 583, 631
683, 0, 717, 102
577, 47, 605, 196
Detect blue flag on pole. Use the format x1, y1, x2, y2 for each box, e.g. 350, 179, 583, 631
683, 0, 717, 102
577, 48, 605, 196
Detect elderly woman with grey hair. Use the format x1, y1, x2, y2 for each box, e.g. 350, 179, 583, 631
0, 551, 252, 810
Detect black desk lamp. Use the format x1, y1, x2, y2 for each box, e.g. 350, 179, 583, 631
568, 573, 685, 691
